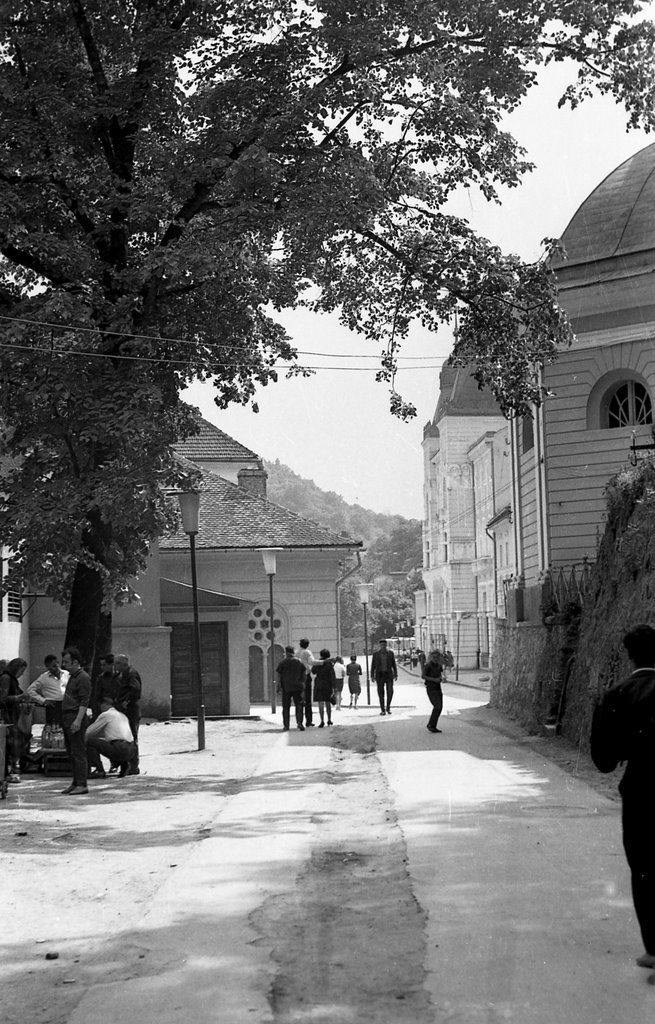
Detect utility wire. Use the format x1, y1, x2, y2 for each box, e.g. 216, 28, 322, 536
0, 338, 446, 372
0, 313, 449, 364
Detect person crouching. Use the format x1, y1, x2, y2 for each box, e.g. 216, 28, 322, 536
86, 699, 137, 779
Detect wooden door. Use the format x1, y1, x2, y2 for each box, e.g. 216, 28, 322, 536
170, 621, 230, 717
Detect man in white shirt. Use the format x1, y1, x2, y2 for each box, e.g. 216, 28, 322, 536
85, 700, 137, 779
26, 655, 69, 724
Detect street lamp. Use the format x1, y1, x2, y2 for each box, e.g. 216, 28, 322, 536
357, 583, 374, 706
178, 490, 205, 751
260, 548, 282, 714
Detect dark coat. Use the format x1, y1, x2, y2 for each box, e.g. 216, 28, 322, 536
590, 667, 655, 799
371, 648, 398, 681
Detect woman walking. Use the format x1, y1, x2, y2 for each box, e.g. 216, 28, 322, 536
422, 650, 445, 734
312, 650, 336, 727
346, 655, 362, 708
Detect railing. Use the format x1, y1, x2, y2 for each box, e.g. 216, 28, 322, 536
543, 559, 594, 613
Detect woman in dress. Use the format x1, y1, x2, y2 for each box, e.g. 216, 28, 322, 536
312, 649, 336, 727
346, 655, 362, 708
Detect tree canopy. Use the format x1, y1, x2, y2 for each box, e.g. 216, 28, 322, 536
0, 1, 653, 655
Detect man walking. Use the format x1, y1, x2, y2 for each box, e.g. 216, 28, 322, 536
298, 639, 316, 727
276, 646, 306, 731
590, 623, 655, 976
114, 653, 142, 775
371, 639, 398, 715
60, 647, 91, 795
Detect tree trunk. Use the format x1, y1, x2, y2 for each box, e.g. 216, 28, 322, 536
90, 610, 113, 685
64, 562, 105, 671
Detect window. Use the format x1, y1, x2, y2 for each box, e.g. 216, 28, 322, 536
522, 414, 534, 452
605, 381, 653, 429
588, 371, 654, 431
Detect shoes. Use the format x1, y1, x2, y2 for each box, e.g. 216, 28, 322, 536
126, 768, 140, 775
327, 721, 333, 726
307, 722, 315, 727
283, 726, 290, 731
6, 773, 21, 784
298, 725, 305, 731
88, 769, 106, 779
118, 764, 129, 778
348, 704, 353, 709
636, 953, 655, 968
379, 710, 386, 715
386, 708, 392, 714
108, 766, 119, 775
67, 786, 89, 795
427, 725, 442, 733
318, 722, 325, 728
61, 784, 75, 793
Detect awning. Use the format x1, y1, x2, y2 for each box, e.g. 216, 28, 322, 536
160, 577, 242, 608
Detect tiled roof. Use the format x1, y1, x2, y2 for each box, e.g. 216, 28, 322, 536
174, 416, 260, 462
554, 142, 655, 268
161, 469, 362, 551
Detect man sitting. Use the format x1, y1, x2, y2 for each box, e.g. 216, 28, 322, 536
86, 699, 137, 779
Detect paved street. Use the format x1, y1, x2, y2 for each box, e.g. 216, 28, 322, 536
1, 668, 652, 1023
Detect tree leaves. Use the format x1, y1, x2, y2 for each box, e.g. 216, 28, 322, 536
0, 0, 653, 608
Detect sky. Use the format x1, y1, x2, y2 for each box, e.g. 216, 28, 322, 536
183, 47, 655, 521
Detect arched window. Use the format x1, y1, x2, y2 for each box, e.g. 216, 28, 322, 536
605, 380, 653, 429
587, 370, 654, 431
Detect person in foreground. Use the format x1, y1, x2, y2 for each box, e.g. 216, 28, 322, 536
590, 623, 655, 979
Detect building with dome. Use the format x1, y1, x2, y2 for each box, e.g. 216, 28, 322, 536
513, 141, 655, 594
419, 142, 655, 677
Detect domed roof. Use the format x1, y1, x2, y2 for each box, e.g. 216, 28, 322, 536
432, 365, 501, 425
557, 142, 655, 267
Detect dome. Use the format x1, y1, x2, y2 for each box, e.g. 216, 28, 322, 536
556, 142, 655, 268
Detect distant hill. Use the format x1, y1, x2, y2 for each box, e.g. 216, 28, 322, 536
264, 459, 420, 554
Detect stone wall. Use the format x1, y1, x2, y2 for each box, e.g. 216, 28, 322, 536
492, 462, 655, 748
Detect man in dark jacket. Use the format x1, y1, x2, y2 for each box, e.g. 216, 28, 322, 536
276, 646, 306, 731
590, 623, 655, 973
371, 639, 398, 715
114, 653, 142, 775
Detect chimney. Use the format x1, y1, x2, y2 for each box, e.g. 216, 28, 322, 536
237, 464, 268, 498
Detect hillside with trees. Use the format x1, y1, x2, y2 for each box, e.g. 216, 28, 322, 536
264, 459, 421, 557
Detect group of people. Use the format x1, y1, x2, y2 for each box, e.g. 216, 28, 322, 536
0, 648, 141, 795
276, 640, 365, 731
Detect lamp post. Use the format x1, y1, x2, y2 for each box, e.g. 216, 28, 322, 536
260, 548, 282, 714
178, 490, 205, 751
357, 583, 374, 706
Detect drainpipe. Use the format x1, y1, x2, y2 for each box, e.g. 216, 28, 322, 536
510, 416, 523, 577
335, 550, 364, 653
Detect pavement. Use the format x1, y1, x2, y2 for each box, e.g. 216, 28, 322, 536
1, 666, 652, 1024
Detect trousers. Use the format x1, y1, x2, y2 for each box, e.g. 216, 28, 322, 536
62, 713, 88, 788
282, 690, 304, 729
425, 683, 443, 729
623, 798, 655, 954
376, 675, 394, 711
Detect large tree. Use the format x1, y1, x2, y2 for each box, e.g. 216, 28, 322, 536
1, 1, 653, 663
